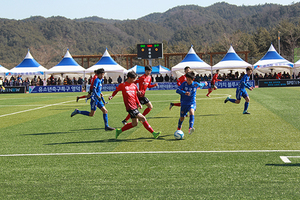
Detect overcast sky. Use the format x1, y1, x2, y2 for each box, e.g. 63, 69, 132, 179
0, 0, 297, 20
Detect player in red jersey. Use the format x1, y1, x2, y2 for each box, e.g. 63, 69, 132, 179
206, 69, 222, 97
76, 70, 98, 102
108, 71, 161, 139
121, 65, 158, 125
169, 66, 191, 110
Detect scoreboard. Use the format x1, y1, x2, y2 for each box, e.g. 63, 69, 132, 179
137, 43, 163, 59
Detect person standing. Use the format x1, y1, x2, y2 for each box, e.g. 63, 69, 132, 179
206, 69, 222, 97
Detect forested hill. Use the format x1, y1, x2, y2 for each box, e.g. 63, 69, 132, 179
1, 2, 300, 69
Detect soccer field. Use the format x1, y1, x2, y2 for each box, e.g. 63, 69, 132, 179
0, 87, 300, 199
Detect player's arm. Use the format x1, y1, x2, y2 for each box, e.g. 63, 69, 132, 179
109, 84, 121, 100
197, 82, 207, 89
176, 83, 187, 95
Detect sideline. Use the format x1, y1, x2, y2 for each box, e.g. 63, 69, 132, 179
1, 150, 300, 157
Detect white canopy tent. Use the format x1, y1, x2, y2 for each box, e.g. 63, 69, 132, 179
126, 65, 171, 75
7, 50, 47, 77
171, 46, 211, 78
0, 65, 8, 77
46, 50, 86, 76
294, 59, 300, 77
253, 44, 294, 75
85, 48, 126, 83
212, 45, 252, 74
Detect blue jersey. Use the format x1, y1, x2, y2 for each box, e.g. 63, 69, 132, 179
238, 74, 252, 91
91, 78, 103, 100
176, 81, 205, 105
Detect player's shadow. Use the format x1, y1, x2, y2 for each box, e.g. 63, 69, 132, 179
266, 163, 300, 167
22, 131, 75, 136
45, 134, 169, 145
196, 114, 222, 117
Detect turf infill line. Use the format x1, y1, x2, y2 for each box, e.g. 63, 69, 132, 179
1, 150, 300, 157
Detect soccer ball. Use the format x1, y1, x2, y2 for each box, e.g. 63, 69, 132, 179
174, 130, 184, 140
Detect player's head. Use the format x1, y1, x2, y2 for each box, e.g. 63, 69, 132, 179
96, 68, 105, 79
246, 67, 253, 76
216, 69, 219, 74
127, 71, 138, 83
184, 66, 191, 74
145, 65, 152, 75
185, 71, 195, 84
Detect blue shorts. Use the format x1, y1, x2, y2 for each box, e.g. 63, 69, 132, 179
236, 88, 248, 100
180, 104, 196, 117
90, 97, 104, 111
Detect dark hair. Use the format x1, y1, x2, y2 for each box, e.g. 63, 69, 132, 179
184, 66, 191, 71
246, 67, 252, 72
185, 71, 195, 80
145, 65, 152, 71
127, 71, 137, 79
96, 68, 105, 74
216, 69, 219, 73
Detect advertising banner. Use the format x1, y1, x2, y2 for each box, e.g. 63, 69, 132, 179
1, 86, 26, 93
259, 79, 300, 87
29, 85, 82, 93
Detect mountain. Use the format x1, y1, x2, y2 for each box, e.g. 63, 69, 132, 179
0, 2, 300, 69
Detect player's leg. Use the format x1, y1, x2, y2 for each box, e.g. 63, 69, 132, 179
71, 99, 96, 117
188, 106, 195, 135
116, 109, 138, 138
136, 113, 160, 138
225, 89, 241, 104
122, 114, 130, 125
77, 92, 89, 102
170, 102, 181, 110
178, 105, 188, 130
142, 101, 153, 116
100, 105, 115, 130
243, 92, 250, 114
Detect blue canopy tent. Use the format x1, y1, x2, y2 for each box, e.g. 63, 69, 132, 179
212, 45, 252, 74
126, 65, 171, 75
47, 49, 85, 75
253, 44, 293, 74
171, 45, 211, 77
85, 48, 126, 83
7, 49, 47, 76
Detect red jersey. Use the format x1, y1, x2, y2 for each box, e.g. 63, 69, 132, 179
211, 73, 221, 85
111, 82, 140, 111
135, 74, 156, 98
90, 75, 98, 88
177, 75, 186, 86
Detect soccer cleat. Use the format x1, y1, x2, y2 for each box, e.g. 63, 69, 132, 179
115, 128, 122, 139
71, 109, 78, 117
122, 119, 127, 125
152, 131, 161, 139
76, 96, 79, 102
206, 94, 210, 97
224, 97, 230, 103
243, 111, 251, 114
105, 126, 115, 131
189, 127, 195, 135
169, 103, 174, 110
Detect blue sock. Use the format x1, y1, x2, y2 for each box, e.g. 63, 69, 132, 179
78, 110, 90, 116
189, 115, 194, 129
178, 119, 183, 130
103, 113, 109, 127
229, 98, 236, 103
244, 102, 249, 112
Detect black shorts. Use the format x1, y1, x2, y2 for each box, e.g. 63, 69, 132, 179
127, 109, 140, 118
211, 84, 217, 89
138, 97, 150, 105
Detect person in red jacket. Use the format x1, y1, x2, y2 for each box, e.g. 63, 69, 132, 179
206, 69, 222, 97
109, 71, 161, 139
169, 66, 191, 110
76, 70, 98, 102
121, 65, 158, 125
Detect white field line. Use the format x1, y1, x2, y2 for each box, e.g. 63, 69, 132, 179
0, 100, 74, 118
280, 156, 300, 163
1, 150, 300, 157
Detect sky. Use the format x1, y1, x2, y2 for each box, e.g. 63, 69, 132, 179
0, 0, 297, 20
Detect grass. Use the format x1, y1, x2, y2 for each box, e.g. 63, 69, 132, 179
0, 87, 300, 199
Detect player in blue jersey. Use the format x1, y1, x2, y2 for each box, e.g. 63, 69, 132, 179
224, 67, 254, 114
176, 71, 207, 135
71, 68, 115, 131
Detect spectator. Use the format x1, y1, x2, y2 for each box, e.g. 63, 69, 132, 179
103, 76, 108, 84
43, 78, 47, 86
108, 77, 112, 84
159, 74, 164, 82
164, 74, 169, 82
194, 74, 200, 83
204, 74, 208, 81
72, 77, 78, 85
117, 75, 122, 83
155, 75, 159, 82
